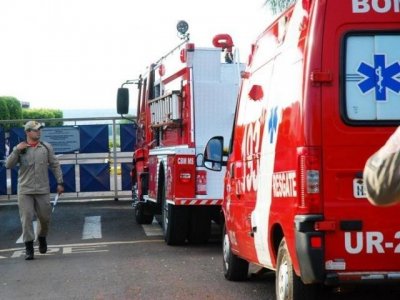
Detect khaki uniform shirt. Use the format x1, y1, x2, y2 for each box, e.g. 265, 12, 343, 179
5, 141, 63, 194
363, 127, 400, 206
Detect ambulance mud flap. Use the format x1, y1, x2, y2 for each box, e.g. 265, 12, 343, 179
295, 215, 324, 284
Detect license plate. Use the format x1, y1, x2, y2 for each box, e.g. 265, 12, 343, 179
353, 178, 367, 198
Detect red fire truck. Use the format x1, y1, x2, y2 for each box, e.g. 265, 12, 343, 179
203, 0, 400, 299
117, 21, 243, 245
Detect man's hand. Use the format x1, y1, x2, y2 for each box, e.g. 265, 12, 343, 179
16, 142, 30, 153
57, 184, 64, 195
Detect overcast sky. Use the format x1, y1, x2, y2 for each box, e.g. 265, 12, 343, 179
0, 0, 269, 111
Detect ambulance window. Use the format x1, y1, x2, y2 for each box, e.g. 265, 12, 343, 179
343, 33, 400, 123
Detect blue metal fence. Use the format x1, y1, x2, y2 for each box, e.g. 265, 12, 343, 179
0, 126, 5, 195
120, 124, 136, 152
0, 166, 6, 195
0, 118, 136, 200
79, 125, 109, 153
0, 127, 4, 159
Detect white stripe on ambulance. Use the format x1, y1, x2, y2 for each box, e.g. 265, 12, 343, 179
251, 108, 280, 268
352, 0, 400, 13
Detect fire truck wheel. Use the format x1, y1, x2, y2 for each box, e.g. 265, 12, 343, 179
222, 224, 249, 281
161, 184, 188, 245
276, 238, 318, 300
134, 202, 154, 224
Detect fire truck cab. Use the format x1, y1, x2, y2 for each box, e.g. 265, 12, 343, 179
204, 1, 400, 299
118, 22, 244, 245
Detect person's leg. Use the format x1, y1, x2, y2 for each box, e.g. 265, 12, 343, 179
35, 194, 52, 254
18, 194, 35, 260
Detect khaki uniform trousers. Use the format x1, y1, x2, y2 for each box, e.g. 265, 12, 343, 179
18, 194, 52, 242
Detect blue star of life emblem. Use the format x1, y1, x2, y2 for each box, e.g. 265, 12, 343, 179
357, 54, 400, 101
268, 107, 278, 144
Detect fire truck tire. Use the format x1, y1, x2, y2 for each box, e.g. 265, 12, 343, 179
223, 224, 249, 281
134, 202, 154, 224
161, 186, 188, 245
188, 207, 211, 244
276, 238, 318, 300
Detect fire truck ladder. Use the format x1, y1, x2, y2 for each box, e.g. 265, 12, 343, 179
149, 90, 181, 128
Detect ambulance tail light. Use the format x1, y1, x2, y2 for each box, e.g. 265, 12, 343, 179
298, 147, 322, 213
310, 236, 322, 248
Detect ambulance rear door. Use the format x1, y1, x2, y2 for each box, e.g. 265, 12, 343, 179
320, 0, 400, 278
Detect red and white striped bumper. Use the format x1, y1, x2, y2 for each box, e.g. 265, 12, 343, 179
171, 199, 222, 205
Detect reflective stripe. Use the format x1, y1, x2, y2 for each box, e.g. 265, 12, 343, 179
171, 199, 222, 205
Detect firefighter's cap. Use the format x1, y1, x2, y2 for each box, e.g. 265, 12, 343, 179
24, 120, 43, 131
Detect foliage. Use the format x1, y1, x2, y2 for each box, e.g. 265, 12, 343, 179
2, 96, 22, 120
0, 96, 23, 130
109, 140, 121, 149
22, 108, 64, 126
264, 0, 296, 14
0, 98, 10, 130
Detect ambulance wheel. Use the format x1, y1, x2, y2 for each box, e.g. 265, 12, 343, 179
276, 238, 318, 300
161, 183, 188, 245
187, 207, 211, 244
135, 202, 154, 224
222, 224, 249, 281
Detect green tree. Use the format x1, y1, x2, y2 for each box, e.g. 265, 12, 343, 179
0, 98, 11, 130
22, 108, 63, 126
0, 96, 65, 130
3, 96, 22, 120
2, 96, 23, 128
264, 0, 296, 14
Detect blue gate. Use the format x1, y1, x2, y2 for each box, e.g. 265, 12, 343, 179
0, 117, 136, 201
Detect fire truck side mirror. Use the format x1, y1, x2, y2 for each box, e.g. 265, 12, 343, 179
117, 88, 129, 115
203, 136, 224, 171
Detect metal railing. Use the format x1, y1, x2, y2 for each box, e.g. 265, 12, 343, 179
0, 117, 135, 203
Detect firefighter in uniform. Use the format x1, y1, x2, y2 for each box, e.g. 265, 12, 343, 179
364, 126, 400, 206
5, 121, 64, 260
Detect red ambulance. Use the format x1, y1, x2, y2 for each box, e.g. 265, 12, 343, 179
203, 0, 400, 299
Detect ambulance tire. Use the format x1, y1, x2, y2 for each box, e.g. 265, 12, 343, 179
187, 207, 211, 244
161, 183, 188, 245
134, 202, 154, 225
276, 238, 318, 300
223, 225, 249, 281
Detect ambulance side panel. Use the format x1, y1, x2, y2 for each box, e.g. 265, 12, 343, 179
225, 0, 400, 285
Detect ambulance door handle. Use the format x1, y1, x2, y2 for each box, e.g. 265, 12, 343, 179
355, 171, 363, 179
250, 226, 257, 237
229, 162, 244, 195
247, 215, 256, 237
340, 220, 362, 231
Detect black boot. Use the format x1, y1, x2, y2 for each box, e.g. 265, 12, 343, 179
38, 236, 47, 254
25, 241, 34, 260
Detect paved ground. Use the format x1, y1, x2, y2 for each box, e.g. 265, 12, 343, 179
1, 200, 400, 300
